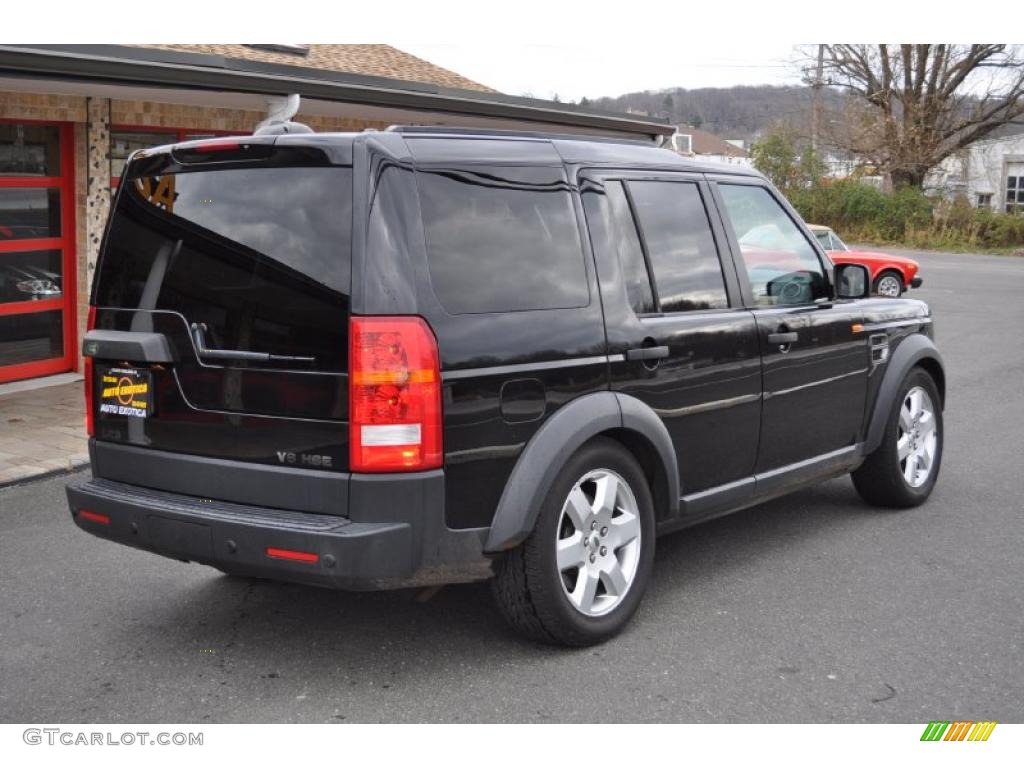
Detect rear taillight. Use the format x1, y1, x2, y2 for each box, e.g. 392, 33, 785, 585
84, 305, 96, 438
349, 316, 442, 473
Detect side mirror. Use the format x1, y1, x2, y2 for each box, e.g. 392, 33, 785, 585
835, 263, 870, 300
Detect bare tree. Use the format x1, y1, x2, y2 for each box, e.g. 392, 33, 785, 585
811, 45, 1024, 188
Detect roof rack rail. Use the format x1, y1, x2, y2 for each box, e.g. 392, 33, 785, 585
385, 125, 655, 146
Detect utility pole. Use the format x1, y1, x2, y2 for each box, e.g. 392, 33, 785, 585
811, 44, 824, 153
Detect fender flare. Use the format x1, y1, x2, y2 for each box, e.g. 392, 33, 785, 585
484, 391, 679, 553
864, 333, 945, 454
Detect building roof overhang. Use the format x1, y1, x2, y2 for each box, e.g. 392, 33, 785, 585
0, 44, 673, 142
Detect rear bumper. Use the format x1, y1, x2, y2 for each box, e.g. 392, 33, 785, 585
67, 466, 492, 591
910, 276, 923, 288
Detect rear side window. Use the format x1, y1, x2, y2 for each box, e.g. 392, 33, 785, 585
94, 166, 352, 371
626, 181, 728, 313
416, 165, 588, 314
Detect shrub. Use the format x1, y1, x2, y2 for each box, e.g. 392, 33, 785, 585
788, 179, 1024, 250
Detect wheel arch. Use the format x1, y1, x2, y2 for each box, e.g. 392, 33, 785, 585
864, 333, 945, 454
484, 391, 679, 553
874, 267, 906, 288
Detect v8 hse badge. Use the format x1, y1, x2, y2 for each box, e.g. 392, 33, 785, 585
99, 367, 153, 419
276, 451, 333, 468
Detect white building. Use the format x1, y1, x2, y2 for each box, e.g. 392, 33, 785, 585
926, 124, 1024, 211
668, 126, 753, 168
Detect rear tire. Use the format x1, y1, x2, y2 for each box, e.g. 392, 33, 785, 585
852, 368, 943, 508
873, 271, 904, 297
491, 438, 656, 646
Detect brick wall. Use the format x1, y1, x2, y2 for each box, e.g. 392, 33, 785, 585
110, 99, 388, 134
0, 91, 86, 122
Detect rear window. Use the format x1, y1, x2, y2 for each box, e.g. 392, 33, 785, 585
416, 165, 588, 314
94, 166, 352, 371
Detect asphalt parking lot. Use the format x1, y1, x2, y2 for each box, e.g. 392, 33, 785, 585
2, 249, 1022, 723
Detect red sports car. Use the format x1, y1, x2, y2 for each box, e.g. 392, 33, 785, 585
808, 224, 923, 297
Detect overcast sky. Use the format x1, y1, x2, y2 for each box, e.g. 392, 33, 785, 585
398, 42, 804, 102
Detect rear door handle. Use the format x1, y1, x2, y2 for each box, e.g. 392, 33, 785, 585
767, 332, 798, 345
82, 329, 177, 363
625, 345, 670, 362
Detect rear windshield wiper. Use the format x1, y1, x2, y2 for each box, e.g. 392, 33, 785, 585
190, 322, 315, 364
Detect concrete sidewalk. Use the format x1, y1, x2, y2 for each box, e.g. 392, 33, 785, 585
0, 379, 88, 487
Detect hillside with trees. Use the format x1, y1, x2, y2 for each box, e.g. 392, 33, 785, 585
587, 84, 836, 141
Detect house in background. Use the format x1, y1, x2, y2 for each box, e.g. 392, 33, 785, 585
926, 123, 1024, 211
0, 44, 670, 387
668, 125, 752, 167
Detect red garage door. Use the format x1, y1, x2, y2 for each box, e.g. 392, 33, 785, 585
0, 120, 76, 383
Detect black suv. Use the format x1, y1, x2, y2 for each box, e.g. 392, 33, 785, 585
68, 127, 945, 646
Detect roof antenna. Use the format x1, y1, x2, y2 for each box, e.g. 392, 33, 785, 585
254, 94, 312, 135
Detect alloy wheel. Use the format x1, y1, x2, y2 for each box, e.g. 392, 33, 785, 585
897, 386, 938, 488
555, 468, 642, 617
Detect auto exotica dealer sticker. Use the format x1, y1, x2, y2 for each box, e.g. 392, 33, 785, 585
99, 367, 152, 418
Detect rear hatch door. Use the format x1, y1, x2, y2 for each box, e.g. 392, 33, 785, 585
88, 137, 353, 474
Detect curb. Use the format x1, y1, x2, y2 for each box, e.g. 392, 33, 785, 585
0, 461, 90, 491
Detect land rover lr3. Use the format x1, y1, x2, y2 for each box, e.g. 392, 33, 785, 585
68, 127, 945, 646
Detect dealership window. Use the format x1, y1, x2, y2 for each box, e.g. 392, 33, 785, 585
110, 127, 232, 187
0, 120, 75, 383
0, 124, 61, 176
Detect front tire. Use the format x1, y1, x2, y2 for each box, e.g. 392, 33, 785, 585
874, 271, 904, 297
491, 438, 656, 646
852, 368, 943, 508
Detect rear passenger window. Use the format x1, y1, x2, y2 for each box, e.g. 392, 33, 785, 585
416, 166, 588, 314
626, 181, 728, 313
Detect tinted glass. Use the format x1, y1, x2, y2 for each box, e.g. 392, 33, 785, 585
718, 184, 828, 306
0, 309, 63, 365
0, 124, 61, 176
0, 249, 62, 303
95, 166, 352, 371
417, 165, 588, 314
604, 181, 655, 315
0, 188, 61, 240
627, 180, 727, 312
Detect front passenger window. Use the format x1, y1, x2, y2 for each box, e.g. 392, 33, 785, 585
718, 184, 829, 306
